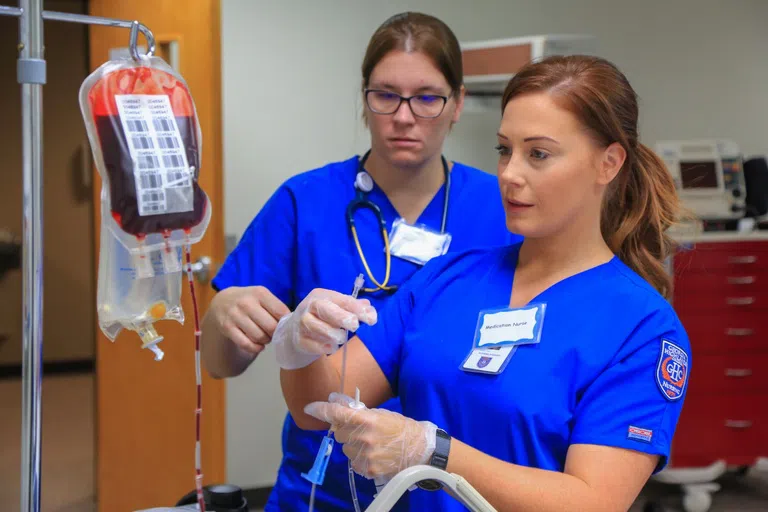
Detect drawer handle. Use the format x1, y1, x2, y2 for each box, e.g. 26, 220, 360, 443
726, 328, 754, 336
725, 368, 753, 377
727, 276, 756, 285
725, 420, 753, 429
726, 297, 755, 306
728, 256, 758, 264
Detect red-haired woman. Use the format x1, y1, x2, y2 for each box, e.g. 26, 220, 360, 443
275, 54, 690, 511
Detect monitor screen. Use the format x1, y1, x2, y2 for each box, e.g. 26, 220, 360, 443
680, 161, 718, 189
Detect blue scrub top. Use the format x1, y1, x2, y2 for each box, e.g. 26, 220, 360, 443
211, 155, 519, 511
356, 242, 691, 511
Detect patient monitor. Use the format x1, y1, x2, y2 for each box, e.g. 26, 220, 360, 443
655, 139, 746, 220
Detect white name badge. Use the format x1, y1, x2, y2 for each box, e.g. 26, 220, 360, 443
461, 346, 517, 375
459, 303, 547, 376
388, 218, 452, 266
473, 303, 547, 349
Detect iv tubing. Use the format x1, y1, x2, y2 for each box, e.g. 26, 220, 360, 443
184, 240, 206, 512
340, 274, 365, 393
308, 274, 364, 512
342, 275, 365, 512
342, 275, 364, 512
348, 454, 362, 512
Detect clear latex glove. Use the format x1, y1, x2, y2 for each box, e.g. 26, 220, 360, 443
272, 288, 377, 370
304, 392, 437, 481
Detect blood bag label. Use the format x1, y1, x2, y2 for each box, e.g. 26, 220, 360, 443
114, 94, 193, 217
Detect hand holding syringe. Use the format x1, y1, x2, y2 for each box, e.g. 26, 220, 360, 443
271, 274, 435, 511
273, 275, 376, 371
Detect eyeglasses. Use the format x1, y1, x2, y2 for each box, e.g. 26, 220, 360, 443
364, 89, 449, 119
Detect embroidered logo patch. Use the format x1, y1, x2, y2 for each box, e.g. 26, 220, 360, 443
477, 356, 492, 369
656, 339, 689, 401
627, 426, 653, 443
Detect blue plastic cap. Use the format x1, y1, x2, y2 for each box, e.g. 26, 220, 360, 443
301, 436, 335, 486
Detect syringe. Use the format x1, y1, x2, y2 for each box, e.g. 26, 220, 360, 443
304, 274, 365, 512
340, 274, 365, 395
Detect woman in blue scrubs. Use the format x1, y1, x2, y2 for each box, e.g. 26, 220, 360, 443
201, 12, 519, 512
273, 55, 691, 511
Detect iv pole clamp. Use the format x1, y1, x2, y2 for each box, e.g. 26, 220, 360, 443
0, 2, 155, 511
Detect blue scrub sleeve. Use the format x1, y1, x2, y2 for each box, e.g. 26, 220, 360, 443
569, 309, 691, 473
211, 185, 298, 308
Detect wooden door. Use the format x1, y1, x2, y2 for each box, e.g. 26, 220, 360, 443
0, 0, 94, 367
87, 1, 226, 510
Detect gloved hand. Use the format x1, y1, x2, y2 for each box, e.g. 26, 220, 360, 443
304, 392, 437, 480
272, 288, 377, 370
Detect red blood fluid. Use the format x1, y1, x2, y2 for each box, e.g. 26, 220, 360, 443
88, 66, 207, 236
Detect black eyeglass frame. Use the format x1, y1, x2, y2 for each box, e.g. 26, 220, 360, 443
364, 88, 451, 119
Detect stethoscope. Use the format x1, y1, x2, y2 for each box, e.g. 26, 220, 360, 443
346, 150, 451, 294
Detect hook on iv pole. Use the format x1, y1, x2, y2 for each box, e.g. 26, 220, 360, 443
129, 20, 155, 62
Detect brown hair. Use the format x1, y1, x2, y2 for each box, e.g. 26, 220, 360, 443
361, 12, 463, 96
501, 55, 681, 298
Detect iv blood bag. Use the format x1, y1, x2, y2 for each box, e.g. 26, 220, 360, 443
80, 55, 211, 265
82, 54, 210, 358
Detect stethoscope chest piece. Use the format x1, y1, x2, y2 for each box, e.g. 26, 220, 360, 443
355, 171, 374, 193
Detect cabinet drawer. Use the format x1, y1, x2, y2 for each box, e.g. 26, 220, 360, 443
674, 271, 768, 296
672, 394, 768, 462
689, 242, 768, 252
687, 354, 768, 395
673, 293, 768, 312
674, 243, 768, 273
679, 311, 767, 354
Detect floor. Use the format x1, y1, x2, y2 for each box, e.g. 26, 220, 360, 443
631, 471, 768, 512
0, 374, 95, 512
1, 374, 766, 512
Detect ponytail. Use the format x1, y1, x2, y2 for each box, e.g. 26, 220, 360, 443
602, 143, 680, 299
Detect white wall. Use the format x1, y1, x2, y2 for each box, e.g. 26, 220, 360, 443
220, 0, 768, 488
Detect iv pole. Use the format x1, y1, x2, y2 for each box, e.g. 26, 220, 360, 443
0, 2, 155, 511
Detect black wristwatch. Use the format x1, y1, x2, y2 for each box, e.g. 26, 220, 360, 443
430, 428, 451, 470
417, 428, 451, 491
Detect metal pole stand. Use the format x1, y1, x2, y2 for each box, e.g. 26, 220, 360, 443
16, 1, 45, 510
0, 3, 155, 511
364, 466, 498, 512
